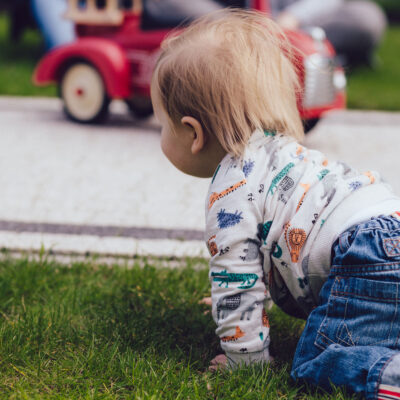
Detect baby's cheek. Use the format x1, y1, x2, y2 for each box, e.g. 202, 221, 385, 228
160, 133, 168, 156
160, 135, 175, 166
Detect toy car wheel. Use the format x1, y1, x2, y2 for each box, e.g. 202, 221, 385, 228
125, 96, 153, 119
60, 62, 110, 123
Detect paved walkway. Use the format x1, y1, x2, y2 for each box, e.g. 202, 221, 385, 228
0, 96, 399, 259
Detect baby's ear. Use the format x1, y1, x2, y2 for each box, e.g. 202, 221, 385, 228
181, 116, 206, 155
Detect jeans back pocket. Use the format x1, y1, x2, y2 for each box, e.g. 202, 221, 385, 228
315, 276, 400, 350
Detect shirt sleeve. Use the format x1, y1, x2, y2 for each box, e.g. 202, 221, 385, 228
205, 166, 270, 367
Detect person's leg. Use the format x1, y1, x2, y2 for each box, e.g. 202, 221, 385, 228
31, 0, 75, 49
309, 0, 387, 67
292, 278, 399, 398
291, 216, 400, 399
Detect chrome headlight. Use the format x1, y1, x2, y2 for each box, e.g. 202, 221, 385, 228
303, 54, 344, 109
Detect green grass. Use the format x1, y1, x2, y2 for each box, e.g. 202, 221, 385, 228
0, 12, 400, 110
0, 13, 56, 97
374, 0, 400, 21
346, 26, 400, 110
0, 254, 357, 399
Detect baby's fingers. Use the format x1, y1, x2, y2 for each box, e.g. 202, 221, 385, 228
199, 296, 212, 315
208, 354, 227, 372
199, 296, 212, 306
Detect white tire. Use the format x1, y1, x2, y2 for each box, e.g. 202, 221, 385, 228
61, 62, 109, 123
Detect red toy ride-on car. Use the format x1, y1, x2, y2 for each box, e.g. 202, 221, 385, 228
33, 0, 346, 126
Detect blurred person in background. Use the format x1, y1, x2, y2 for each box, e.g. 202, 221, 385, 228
142, 0, 224, 28
144, 0, 387, 68
27, 0, 388, 65
31, 0, 75, 49
272, 0, 387, 68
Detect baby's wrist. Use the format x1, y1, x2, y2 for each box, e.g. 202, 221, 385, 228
225, 348, 270, 369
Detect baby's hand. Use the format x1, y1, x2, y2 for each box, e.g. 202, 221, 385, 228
199, 296, 212, 306
208, 354, 227, 372
199, 296, 212, 314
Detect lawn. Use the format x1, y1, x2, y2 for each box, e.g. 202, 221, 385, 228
346, 26, 400, 110
0, 10, 396, 399
0, 13, 399, 110
0, 14, 56, 98
0, 254, 356, 399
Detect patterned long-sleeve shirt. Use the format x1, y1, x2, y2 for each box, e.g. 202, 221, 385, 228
205, 129, 400, 366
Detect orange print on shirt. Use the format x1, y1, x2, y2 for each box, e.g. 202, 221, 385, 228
363, 171, 375, 184
296, 146, 303, 155
208, 179, 247, 209
262, 309, 270, 328
296, 146, 308, 162
221, 326, 245, 342
207, 235, 218, 257
285, 223, 307, 263
296, 183, 311, 212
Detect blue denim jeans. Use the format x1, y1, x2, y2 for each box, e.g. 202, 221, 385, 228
291, 215, 400, 399
31, 0, 75, 49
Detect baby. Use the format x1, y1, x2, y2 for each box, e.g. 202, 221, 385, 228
151, 10, 400, 399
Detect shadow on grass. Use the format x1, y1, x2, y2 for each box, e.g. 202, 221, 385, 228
0, 255, 361, 398
0, 255, 304, 369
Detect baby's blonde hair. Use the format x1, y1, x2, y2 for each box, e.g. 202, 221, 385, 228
152, 9, 304, 157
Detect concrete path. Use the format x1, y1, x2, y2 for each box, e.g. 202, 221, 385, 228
0, 96, 399, 259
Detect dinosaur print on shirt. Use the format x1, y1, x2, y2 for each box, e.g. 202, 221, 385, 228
211, 270, 258, 289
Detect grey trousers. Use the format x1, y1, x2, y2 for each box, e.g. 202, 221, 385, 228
308, 1, 387, 66
142, 0, 224, 28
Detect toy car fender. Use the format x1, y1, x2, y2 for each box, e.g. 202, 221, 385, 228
33, 37, 131, 99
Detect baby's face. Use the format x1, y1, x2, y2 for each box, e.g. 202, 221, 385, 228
152, 90, 221, 178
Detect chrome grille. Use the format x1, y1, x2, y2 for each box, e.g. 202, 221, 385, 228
303, 54, 336, 109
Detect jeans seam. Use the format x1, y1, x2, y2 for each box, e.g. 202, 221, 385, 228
332, 261, 400, 269
315, 331, 335, 349
388, 283, 399, 341
333, 301, 389, 347
336, 299, 354, 346
355, 226, 400, 235
331, 291, 398, 303
314, 278, 340, 350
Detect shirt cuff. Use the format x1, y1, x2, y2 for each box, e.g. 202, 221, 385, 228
226, 348, 270, 369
